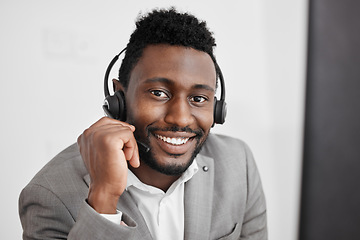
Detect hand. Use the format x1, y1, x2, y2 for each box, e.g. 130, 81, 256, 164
77, 117, 140, 214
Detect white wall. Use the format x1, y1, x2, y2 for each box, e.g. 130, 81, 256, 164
0, 0, 307, 239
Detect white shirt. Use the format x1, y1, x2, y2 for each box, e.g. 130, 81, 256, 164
100, 160, 199, 240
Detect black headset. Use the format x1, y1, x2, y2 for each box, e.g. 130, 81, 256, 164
103, 47, 227, 125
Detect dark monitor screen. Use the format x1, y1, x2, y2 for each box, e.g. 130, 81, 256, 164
299, 1, 360, 239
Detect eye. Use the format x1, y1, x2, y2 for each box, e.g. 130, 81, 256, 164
150, 90, 169, 99
190, 96, 208, 103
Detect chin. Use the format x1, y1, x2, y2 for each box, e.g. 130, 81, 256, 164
140, 137, 205, 176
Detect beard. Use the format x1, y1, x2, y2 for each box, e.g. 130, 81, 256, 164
136, 125, 208, 176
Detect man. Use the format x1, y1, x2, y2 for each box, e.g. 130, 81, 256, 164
19, 8, 267, 239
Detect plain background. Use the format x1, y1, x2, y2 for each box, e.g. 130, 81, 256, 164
0, 0, 307, 239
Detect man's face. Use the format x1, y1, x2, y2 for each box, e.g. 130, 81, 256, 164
125, 44, 216, 175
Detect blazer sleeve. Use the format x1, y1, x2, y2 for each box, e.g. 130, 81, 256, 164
67, 201, 138, 240
240, 143, 268, 240
19, 183, 74, 239
19, 183, 139, 240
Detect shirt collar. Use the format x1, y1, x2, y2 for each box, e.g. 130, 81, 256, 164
126, 159, 199, 195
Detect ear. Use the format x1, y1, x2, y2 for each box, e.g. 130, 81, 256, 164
112, 79, 125, 92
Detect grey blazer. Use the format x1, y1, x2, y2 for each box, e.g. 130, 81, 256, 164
19, 133, 267, 240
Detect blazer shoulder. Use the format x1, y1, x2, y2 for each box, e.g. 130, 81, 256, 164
201, 133, 250, 159
22, 143, 88, 196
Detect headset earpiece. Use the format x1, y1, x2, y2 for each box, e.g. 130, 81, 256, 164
212, 60, 227, 126
103, 48, 127, 120
103, 90, 126, 121
214, 96, 227, 125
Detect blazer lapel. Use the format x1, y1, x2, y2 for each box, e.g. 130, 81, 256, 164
184, 154, 215, 240
83, 174, 152, 239
118, 191, 153, 239
83, 174, 91, 187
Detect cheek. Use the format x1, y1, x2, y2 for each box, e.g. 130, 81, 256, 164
193, 108, 214, 131
127, 99, 162, 126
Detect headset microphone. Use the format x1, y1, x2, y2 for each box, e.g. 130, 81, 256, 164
137, 141, 150, 153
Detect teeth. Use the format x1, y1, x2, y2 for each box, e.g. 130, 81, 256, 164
156, 134, 189, 145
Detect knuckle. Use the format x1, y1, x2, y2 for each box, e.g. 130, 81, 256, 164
82, 128, 91, 138
100, 116, 108, 122
91, 130, 102, 143
102, 134, 117, 147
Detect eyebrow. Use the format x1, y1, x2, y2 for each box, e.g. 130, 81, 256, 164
193, 84, 215, 93
144, 77, 215, 92
144, 77, 174, 85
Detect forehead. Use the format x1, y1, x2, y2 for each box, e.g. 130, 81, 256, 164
129, 44, 216, 89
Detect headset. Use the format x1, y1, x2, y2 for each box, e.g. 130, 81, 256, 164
103, 47, 227, 125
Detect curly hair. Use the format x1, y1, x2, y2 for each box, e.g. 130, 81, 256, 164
118, 7, 218, 89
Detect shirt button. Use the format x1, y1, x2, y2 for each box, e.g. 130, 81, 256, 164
203, 166, 209, 172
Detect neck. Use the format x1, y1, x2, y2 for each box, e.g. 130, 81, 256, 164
128, 161, 181, 192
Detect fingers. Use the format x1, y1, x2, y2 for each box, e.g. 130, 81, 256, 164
95, 124, 139, 161
80, 117, 138, 153
123, 141, 140, 167
77, 117, 140, 172
90, 117, 135, 132
77, 117, 142, 212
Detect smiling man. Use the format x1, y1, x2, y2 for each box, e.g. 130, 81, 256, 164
19, 8, 267, 240
125, 45, 215, 180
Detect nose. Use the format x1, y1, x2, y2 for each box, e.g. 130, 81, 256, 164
164, 97, 195, 127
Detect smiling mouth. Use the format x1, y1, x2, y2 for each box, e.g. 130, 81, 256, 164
155, 134, 190, 145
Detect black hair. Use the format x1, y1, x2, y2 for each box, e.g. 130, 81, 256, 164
118, 7, 217, 89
